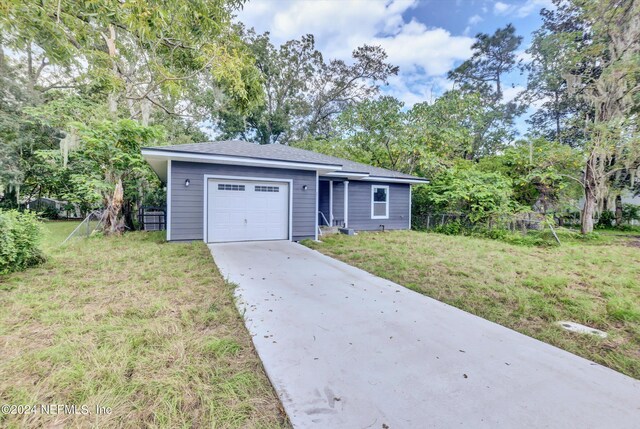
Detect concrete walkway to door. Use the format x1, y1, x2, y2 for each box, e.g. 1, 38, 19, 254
209, 241, 640, 429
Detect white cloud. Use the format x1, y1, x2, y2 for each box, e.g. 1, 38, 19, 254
493, 0, 553, 18
502, 85, 525, 103
236, 0, 474, 105
515, 0, 554, 17
382, 74, 455, 106
468, 14, 484, 25
372, 20, 474, 76
493, 1, 514, 14
516, 48, 533, 64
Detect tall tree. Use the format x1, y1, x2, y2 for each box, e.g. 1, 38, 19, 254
448, 24, 524, 156
0, 0, 262, 121
0, 0, 263, 232
478, 138, 583, 212
523, 22, 589, 147
448, 24, 522, 101
216, 29, 398, 145
334, 96, 408, 171
543, 0, 640, 233
408, 90, 486, 164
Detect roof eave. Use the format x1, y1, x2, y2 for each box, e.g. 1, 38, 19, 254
141, 148, 342, 174
361, 176, 430, 184
322, 171, 370, 180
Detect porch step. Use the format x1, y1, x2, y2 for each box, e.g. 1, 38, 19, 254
320, 226, 340, 235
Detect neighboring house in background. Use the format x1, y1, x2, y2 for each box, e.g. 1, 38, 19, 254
622, 192, 640, 206
26, 197, 81, 218
142, 140, 428, 243
577, 190, 640, 225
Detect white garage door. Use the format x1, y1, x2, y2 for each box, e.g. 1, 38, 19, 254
207, 179, 289, 243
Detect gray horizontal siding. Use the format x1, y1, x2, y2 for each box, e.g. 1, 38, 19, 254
333, 182, 345, 224
170, 161, 317, 241
347, 181, 410, 231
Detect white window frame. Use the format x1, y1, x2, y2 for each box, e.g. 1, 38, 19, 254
371, 185, 389, 219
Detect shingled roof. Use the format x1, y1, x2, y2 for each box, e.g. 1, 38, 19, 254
144, 140, 427, 181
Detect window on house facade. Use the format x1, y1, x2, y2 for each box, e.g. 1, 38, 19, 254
371, 185, 389, 219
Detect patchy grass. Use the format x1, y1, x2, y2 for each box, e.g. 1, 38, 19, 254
305, 230, 640, 379
0, 222, 288, 428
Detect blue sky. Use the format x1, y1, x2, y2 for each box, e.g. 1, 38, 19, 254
237, 0, 554, 135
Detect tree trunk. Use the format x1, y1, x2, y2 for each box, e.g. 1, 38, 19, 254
102, 179, 125, 235
555, 91, 561, 144
615, 194, 623, 226
102, 25, 119, 115
581, 191, 596, 234
123, 199, 136, 231
581, 156, 597, 234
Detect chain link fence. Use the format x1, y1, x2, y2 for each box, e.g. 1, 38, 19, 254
412, 212, 546, 233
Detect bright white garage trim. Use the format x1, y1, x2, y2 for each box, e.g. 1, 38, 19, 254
203, 175, 293, 243
371, 185, 389, 219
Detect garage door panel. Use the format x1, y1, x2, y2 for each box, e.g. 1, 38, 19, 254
207, 179, 289, 243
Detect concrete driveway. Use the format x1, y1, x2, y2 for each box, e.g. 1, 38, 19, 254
210, 241, 640, 428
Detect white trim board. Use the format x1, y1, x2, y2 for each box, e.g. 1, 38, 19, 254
202, 174, 293, 243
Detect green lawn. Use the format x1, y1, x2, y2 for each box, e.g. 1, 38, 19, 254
305, 230, 640, 379
0, 222, 288, 428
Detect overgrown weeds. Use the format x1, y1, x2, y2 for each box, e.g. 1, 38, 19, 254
0, 222, 289, 428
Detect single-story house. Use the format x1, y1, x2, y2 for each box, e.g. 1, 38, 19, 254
141, 140, 428, 243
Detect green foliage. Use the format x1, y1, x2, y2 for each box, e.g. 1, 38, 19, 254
596, 211, 615, 229
39, 206, 60, 220
447, 24, 524, 155
523, 13, 587, 147
0, 0, 262, 114
316, 90, 493, 178
418, 167, 515, 222
408, 91, 486, 163
0, 209, 44, 274
432, 221, 464, 236
141, 187, 167, 208
334, 96, 409, 171
68, 119, 164, 205
621, 204, 640, 224
478, 138, 583, 211
217, 29, 398, 144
